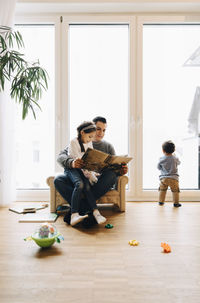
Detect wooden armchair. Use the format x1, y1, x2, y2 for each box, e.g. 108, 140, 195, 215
46, 175, 128, 213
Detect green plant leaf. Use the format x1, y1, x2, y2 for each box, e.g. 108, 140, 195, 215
0, 26, 49, 119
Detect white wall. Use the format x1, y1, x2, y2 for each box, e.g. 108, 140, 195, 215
16, 0, 200, 15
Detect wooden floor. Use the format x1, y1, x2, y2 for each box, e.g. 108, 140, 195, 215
0, 202, 200, 303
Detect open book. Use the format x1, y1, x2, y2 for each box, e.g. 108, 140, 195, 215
81, 148, 132, 172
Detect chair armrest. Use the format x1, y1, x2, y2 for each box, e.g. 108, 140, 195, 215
116, 175, 128, 191
116, 175, 128, 212
46, 176, 56, 213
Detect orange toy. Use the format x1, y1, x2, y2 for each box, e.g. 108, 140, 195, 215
161, 242, 171, 253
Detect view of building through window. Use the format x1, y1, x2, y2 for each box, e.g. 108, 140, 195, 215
143, 24, 200, 190
14, 25, 55, 189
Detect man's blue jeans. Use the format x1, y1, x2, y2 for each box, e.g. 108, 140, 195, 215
54, 169, 117, 214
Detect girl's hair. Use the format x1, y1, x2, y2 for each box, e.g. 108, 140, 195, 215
162, 140, 175, 154
77, 121, 96, 152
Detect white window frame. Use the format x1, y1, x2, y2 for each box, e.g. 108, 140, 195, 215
14, 11, 200, 202
14, 15, 61, 201
137, 14, 200, 202
61, 15, 136, 202
14, 13, 136, 202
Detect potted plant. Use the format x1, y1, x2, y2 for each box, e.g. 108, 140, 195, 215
0, 25, 48, 119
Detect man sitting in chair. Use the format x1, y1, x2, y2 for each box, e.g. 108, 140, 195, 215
54, 116, 128, 225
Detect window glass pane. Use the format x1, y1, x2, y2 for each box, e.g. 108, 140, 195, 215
69, 24, 128, 155
14, 25, 55, 189
143, 24, 200, 190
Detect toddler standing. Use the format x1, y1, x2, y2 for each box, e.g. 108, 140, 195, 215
157, 140, 181, 207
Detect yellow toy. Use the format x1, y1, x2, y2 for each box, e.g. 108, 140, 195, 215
128, 239, 139, 246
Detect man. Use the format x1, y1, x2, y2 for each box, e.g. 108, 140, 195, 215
54, 116, 127, 224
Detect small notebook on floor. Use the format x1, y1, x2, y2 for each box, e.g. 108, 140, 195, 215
9, 203, 48, 214
9, 207, 36, 214
18, 213, 58, 223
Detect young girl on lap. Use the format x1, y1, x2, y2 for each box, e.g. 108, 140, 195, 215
67, 121, 106, 226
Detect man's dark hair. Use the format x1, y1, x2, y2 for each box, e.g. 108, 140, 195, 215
162, 141, 175, 154
93, 116, 107, 124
